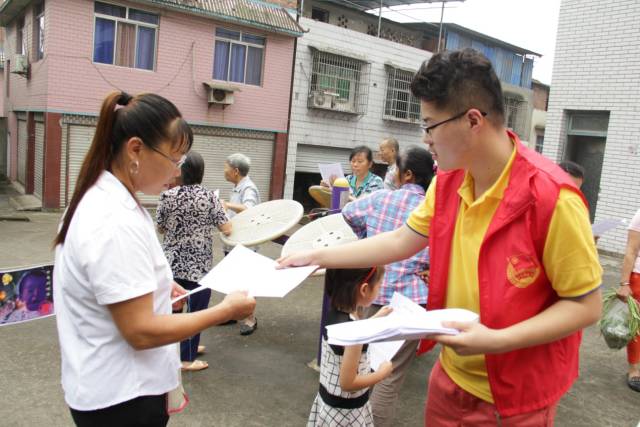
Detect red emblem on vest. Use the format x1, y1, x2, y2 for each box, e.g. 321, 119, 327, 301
506, 254, 540, 288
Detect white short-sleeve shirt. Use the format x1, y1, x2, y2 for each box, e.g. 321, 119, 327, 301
629, 208, 640, 273
54, 171, 179, 411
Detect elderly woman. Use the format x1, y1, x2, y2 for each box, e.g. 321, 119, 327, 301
222, 153, 261, 335
617, 207, 640, 392
157, 151, 231, 371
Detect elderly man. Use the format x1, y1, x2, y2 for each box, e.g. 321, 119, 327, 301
380, 137, 400, 190
222, 153, 261, 335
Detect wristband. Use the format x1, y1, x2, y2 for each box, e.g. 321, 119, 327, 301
620, 282, 630, 287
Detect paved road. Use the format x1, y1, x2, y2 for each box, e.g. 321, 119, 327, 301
0, 179, 637, 426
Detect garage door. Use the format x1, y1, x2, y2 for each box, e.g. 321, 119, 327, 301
192, 133, 274, 202
67, 124, 160, 206
67, 124, 95, 204
17, 120, 27, 186
67, 125, 275, 206
295, 144, 352, 175
34, 121, 45, 198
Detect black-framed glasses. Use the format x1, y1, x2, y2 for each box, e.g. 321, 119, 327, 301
420, 111, 487, 135
145, 144, 187, 168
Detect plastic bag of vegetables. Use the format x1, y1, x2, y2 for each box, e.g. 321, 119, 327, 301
599, 288, 640, 350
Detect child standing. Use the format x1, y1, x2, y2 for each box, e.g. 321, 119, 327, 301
308, 267, 393, 427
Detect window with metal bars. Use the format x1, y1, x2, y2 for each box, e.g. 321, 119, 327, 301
383, 66, 420, 123
308, 49, 368, 115
503, 94, 527, 138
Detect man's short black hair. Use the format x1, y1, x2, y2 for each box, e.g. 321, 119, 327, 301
558, 160, 585, 179
411, 48, 504, 127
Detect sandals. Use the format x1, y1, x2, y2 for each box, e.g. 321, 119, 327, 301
239, 318, 258, 336
627, 375, 640, 392
181, 360, 208, 372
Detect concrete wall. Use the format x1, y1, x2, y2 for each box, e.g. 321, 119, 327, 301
302, 0, 422, 49
284, 17, 430, 198
545, 0, 640, 253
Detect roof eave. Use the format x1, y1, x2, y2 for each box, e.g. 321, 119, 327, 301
137, 0, 304, 37
0, 0, 31, 26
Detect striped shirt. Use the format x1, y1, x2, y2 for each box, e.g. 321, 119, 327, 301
341, 183, 429, 305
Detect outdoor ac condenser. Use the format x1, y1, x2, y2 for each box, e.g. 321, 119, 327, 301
11, 54, 28, 75
208, 88, 234, 105
311, 91, 333, 109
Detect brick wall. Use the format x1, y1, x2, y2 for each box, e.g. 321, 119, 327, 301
532, 82, 549, 111
545, 0, 640, 253
284, 17, 431, 198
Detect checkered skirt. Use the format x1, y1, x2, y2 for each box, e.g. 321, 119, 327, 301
307, 338, 374, 427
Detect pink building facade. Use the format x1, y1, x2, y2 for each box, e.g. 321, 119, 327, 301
0, 0, 301, 208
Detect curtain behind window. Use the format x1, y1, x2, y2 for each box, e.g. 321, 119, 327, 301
115, 22, 135, 67
136, 26, 155, 70
229, 44, 246, 83
213, 40, 229, 80
94, 18, 115, 64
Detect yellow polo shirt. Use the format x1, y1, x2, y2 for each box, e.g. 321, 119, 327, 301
406, 146, 601, 402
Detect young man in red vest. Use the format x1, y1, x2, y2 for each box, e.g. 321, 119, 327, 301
278, 48, 602, 425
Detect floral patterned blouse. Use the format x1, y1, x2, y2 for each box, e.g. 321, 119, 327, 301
156, 185, 228, 282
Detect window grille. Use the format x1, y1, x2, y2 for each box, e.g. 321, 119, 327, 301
503, 94, 527, 138
308, 49, 369, 115
383, 66, 420, 123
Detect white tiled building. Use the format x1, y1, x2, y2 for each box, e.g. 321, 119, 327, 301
284, 16, 429, 202
544, 0, 640, 254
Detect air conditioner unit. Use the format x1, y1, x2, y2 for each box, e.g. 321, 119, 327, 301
11, 54, 28, 75
208, 88, 234, 105
202, 81, 240, 107
310, 91, 333, 109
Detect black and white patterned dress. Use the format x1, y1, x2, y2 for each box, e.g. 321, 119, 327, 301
307, 308, 374, 427
156, 185, 228, 282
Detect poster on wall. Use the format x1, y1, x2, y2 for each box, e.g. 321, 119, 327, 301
0, 265, 54, 326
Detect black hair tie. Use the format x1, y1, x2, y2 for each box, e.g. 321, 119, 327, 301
118, 92, 133, 106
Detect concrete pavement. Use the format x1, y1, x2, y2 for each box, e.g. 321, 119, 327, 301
0, 178, 638, 426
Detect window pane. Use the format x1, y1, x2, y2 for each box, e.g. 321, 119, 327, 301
129, 8, 159, 25
241, 33, 265, 45
229, 43, 246, 83
337, 78, 350, 99
136, 26, 155, 70
245, 46, 262, 85
93, 17, 115, 64
216, 27, 240, 40
95, 2, 126, 18
115, 22, 135, 68
37, 15, 44, 60
213, 40, 229, 80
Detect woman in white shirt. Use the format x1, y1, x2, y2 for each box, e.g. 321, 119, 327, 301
53, 91, 256, 426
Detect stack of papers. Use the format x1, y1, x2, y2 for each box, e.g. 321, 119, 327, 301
327, 293, 478, 347
592, 218, 626, 237
171, 245, 318, 303
318, 163, 346, 185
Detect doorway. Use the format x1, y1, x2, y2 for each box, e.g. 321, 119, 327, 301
565, 135, 606, 222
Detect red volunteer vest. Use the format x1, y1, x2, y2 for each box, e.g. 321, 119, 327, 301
419, 131, 588, 417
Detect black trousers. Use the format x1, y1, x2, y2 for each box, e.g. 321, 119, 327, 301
176, 277, 212, 362
70, 394, 168, 427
